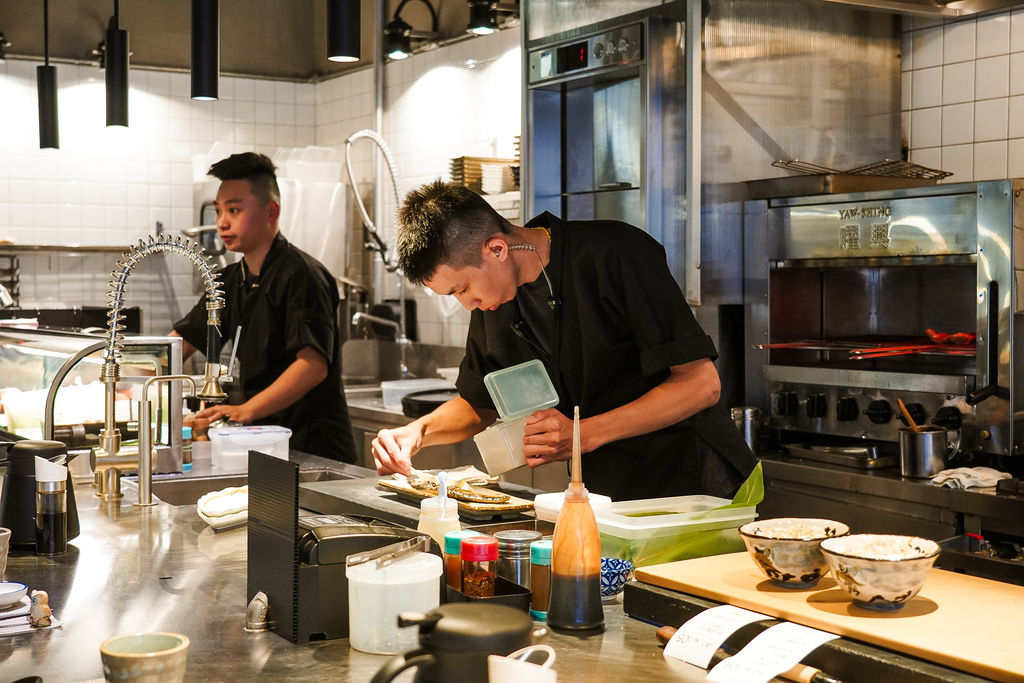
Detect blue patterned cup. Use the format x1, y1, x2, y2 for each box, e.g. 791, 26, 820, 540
600, 557, 634, 599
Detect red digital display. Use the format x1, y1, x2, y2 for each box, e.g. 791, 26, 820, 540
557, 41, 588, 73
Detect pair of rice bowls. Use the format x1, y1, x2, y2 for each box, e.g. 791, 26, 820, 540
739, 518, 850, 588
819, 534, 940, 610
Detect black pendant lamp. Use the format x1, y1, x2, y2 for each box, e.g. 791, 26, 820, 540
327, 0, 360, 63
105, 0, 129, 127
191, 0, 219, 100
37, 0, 58, 149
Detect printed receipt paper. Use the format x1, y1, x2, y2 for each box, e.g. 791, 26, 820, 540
664, 605, 837, 683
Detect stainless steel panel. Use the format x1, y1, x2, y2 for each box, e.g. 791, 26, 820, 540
762, 365, 973, 395
525, 0, 662, 41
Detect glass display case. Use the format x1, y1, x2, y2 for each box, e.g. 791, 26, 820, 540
0, 327, 184, 453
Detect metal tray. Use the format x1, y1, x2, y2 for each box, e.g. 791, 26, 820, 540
783, 444, 897, 469
745, 174, 939, 199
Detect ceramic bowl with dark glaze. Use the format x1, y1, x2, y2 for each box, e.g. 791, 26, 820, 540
739, 518, 850, 588
819, 533, 940, 610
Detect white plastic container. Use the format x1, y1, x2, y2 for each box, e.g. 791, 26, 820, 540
209, 425, 292, 471
346, 551, 442, 654
533, 491, 613, 523
473, 417, 529, 475
380, 379, 454, 410
594, 495, 757, 567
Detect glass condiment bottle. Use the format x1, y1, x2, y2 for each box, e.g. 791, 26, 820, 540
34, 456, 68, 556
530, 539, 552, 620
181, 426, 193, 470
495, 529, 542, 588
443, 530, 482, 590
461, 535, 498, 597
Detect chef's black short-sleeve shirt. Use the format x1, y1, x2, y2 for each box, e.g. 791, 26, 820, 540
174, 234, 356, 462
457, 213, 756, 500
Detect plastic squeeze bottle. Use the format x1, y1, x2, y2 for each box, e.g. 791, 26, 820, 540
416, 471, 461, 546
546, 407, 604, 631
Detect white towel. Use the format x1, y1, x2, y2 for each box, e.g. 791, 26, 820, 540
930, 467, 1011, 489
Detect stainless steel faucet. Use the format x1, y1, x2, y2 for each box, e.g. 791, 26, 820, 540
352, 311, 412, 378
98, 233, 227, 461
135, 374, 197, 507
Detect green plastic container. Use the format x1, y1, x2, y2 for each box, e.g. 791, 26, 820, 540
482, 360, 559, 421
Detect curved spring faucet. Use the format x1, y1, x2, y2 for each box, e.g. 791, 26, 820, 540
99, 233, 227, 458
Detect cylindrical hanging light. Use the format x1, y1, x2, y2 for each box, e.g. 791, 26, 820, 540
467, 0, 497, 35
105, 1, 129, 127
38, 0, 58, 149
191, 0, 219, 100
327, 0, 360, 63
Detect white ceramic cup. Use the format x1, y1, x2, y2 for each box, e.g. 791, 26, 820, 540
0, 527, 10, 580
488, 645, 558, 683
99, 631, 190, 683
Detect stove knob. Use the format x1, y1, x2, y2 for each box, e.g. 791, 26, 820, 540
900, 402, 927, 429
933, 406, 964, 430
864, 400, 893, 424
806, 394, 827, 419
775, 391, 799, 417
618, 37, 630, 54
593, 42, 606, 59
836, 397, 859, 422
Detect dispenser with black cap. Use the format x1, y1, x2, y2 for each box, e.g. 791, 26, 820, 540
0, 440, 80, 548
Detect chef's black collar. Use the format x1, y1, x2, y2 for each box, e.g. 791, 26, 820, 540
240, 232, 288, 286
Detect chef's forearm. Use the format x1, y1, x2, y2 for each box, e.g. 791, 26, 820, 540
582, 357, 720, 452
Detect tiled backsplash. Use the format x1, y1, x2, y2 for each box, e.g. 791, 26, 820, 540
0, 28, 520, 349
902, 8, 1024, 180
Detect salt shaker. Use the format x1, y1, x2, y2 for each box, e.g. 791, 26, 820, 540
494, 529, 542, 588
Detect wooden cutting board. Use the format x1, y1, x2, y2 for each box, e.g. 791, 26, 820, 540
636, 552, 1024, 682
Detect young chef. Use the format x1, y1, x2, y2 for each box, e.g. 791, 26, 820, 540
172, 152, 357, 463
372, 180, 756, 500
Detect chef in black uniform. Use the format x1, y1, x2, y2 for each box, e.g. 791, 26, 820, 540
372, 180, 755, 500
173, 152, 356, 463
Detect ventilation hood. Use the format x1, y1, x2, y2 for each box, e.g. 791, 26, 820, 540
819, 0, 1022, 17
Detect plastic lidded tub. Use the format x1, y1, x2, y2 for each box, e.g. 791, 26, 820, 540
483, 360, 559, 421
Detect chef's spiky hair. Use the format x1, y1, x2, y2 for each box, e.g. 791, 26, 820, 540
208, 152, 281, 207
397, 180, 510, 285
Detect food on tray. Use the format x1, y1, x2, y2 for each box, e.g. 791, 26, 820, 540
925, 328, 976, 346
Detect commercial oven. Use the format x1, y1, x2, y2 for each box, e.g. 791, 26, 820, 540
744, 180, 1024, 461
524, 3, 687, 281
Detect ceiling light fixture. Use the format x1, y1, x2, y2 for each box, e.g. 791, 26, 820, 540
327, 0, 360, 63
37, 0, 59, 149
105, 0, 129, 127
191, 0, 219, 100
384, 0, 438, 61
466, 0, 519, 36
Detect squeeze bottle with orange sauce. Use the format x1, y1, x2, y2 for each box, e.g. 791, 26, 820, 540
546, 407, 604, 632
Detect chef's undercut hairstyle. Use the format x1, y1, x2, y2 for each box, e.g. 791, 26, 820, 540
208, 152, 281, 207
397, 179, 511, 285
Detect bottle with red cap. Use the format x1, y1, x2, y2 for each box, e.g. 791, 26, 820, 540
460, 535, 498, 597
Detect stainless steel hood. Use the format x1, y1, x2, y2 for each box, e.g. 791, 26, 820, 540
818, 0, 1023, 17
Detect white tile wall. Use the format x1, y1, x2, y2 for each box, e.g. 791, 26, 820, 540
0, 27, 519, 347
316, 29, 521, 347
903, 7, 1024, 182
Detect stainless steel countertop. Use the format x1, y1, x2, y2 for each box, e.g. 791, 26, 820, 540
2, 465, 711, 682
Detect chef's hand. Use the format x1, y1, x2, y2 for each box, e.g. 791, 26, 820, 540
523, 408, 574, 467
372, 424, 423, 476
194, 402, 256, 425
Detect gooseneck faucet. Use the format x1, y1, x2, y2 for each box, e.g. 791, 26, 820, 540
99, 233, 227, 460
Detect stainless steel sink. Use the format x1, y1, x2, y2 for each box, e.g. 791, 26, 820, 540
125, 467, 360, 506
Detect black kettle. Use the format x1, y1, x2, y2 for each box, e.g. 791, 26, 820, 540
0, 439, 81, 548
370, 603, 534, 683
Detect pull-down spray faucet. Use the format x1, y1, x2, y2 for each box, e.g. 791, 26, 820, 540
98, 233, 227, 459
